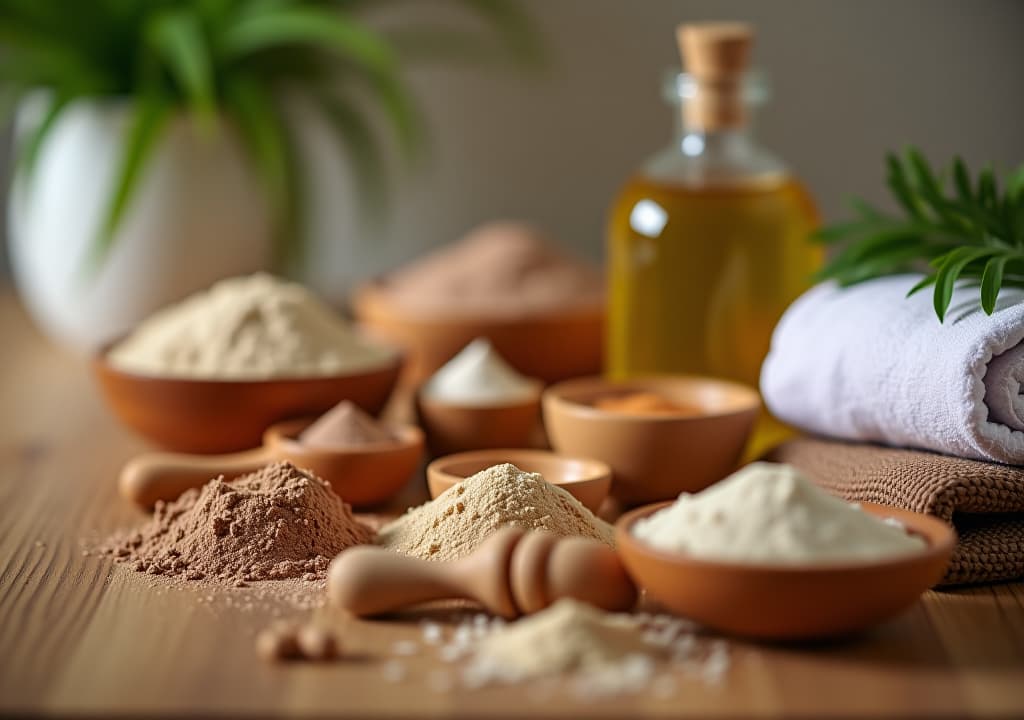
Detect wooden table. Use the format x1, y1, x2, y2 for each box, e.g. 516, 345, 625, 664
2, 296, 1023, 718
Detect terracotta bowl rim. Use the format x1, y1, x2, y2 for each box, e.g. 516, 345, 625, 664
352, 279, 605, 325
615, 500, 956, 575
93, 338, 405, 386
427, 448, 612, 488
416, 384, 543, 412
543, 374, 762, 423
266, 417, 425, 457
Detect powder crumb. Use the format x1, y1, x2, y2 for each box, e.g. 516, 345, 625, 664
101, 462, 372, 585
381, 661, 407, 683
377, 464, 614, 561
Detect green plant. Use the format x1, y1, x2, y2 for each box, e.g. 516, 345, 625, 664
0, 0, 541, 270
816, 148, 1024, 322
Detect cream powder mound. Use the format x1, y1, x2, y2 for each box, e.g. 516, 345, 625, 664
423, 338, 538, 405
109, 273, 393, 379
376, 463, 614, 561
633, 462, 927, 563
298, 400, 395, 449
103, 462, 373, 583
379, 221, 604, 315
465, 599, 648, 683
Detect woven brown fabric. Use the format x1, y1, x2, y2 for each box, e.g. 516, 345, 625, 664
766, 438, 1024, 586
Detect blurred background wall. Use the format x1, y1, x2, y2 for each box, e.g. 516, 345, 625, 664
2, 0, 1022, 294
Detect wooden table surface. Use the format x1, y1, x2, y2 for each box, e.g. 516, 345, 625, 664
2, 296, 1023, 718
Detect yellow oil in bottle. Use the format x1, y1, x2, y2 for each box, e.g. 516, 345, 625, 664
607, 175, 821, 457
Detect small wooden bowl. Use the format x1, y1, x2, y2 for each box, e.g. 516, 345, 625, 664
542, 375, 760, 505
616, 502, 955, 640
93, 343, 403, 453
266, 419, 424, 508
415, 388, 541, 457
119, 417, 424, 509
426, 449, 612, 513
352, 281, 604, 383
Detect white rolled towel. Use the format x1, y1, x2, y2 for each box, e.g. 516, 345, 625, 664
761, 275, 1024, 464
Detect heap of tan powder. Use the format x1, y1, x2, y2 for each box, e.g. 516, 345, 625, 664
103, 462, 372, 584
376, 463, 614, 561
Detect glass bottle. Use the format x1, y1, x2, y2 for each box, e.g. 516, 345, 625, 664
606, 23, 821, 456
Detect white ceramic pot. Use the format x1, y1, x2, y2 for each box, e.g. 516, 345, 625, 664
8, 94, 273, 352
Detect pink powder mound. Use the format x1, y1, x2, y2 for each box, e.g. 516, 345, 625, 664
103, 462, 372, 585
379, 221, 604, 316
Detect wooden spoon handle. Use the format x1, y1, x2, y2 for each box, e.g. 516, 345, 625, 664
119, 447, 274, 509
327, 546, 472, 616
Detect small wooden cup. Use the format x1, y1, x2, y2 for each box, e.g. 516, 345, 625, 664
415, 387, 542, 457
426, 449, 611, 514
543, 375, 760, 505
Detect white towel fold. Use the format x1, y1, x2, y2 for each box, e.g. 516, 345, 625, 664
760, 275, 1024, 465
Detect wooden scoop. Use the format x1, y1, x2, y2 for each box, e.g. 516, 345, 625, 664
328, 527, 636, 619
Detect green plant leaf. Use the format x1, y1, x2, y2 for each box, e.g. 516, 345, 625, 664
224, 76, 301, 270
314, 91, 387, 220
933, 247, 993, 322
457, 0, 545, 67
886, 153, 923, 220
1007, 164, 1024, 203
980, 254, 1009, 315
146, 7, 217, 128
89, 95, 172, 271
906, 274, 937, 298
15, 92, 70, 180
221, 6, 394, 76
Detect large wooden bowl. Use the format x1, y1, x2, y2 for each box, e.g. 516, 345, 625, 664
93, 346, 404, 453
542, 375, 760, 505
352, 281, 604, 383
616, 502, 955, 640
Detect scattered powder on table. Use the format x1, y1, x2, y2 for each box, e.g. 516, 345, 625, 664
633, 462, 927, 563
109, 273, 393, 379
422, 338, 538, 405
298, 400, 395, 449
377, 463, 614, 561
379, 605, 730, 699
378, 221, 604, 315
102, 462, 372, 584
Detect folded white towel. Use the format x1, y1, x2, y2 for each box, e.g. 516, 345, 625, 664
760, 275, 1024, 464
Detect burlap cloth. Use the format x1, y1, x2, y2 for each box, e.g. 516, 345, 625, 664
766, 438, 1024, 586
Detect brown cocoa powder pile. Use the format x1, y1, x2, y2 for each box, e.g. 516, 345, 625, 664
102, 462, 371, 585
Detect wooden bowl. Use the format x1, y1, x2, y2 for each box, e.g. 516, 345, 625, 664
415, 389, 541, 457
119, 418, 424, 510
426, 449, 612, 513
616, 502, 955, 640
266, 419, 424, 508
93, 344, 404, 453
542, 376, 760, 505
352, 281, 604, 383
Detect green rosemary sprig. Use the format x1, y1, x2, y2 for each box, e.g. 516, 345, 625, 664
816, 148, 1024, 322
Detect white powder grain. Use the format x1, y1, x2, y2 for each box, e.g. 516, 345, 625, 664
376, 463, 614, 562
633, 462, 927, 563
109, 273, 393, 379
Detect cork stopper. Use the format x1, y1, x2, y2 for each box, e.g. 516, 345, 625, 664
676, 22, 753, 130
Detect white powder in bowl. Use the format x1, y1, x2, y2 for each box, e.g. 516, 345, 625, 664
422, 338, 538, 405
109, 274, 394, 379
632, 462, 927, 564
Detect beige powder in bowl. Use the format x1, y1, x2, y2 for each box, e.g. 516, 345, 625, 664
109, 273, 393, 379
